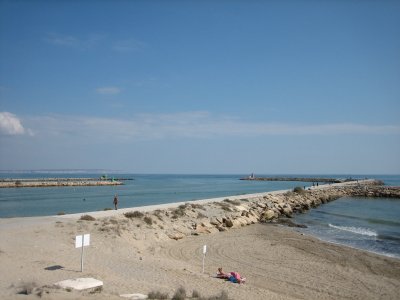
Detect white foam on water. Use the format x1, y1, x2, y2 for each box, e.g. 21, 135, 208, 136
329, 224, 378, 237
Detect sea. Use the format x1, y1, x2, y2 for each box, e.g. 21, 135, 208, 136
0, 173, 399, 259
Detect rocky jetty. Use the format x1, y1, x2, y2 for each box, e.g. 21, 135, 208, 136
347, 184, 400, 198
170, 181, 398, 235
240, 176, 352, 183
77, 180, 399, 242
0, 178, 123, 188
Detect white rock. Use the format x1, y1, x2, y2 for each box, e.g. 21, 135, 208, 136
55, 277, 103, 291
120, 293, 148, 299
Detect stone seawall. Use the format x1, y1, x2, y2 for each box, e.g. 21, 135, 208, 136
347, 185, 400, 198
0, 179, 122, 188
70, 180, 399, 241
196, 180, 397, 232
159, 180, 400, 239
240, 176, 345, 183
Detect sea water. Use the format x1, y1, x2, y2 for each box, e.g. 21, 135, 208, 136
293, 196, 400, 258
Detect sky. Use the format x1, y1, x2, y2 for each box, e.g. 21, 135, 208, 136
0, 0, 399, 174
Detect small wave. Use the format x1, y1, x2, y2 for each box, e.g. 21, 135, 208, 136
329, 224, 378, 237
318, 211, 400, 227
366, 218, 400, 227
377, 234, 400, 242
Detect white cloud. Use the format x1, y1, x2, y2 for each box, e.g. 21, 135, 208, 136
22, 112, 400, 143
95, 87, 121, 95
45, 34, 78, 47
44, 33, 105, 49
44, 33, 146, 53
112, 38, 146, 52
0, 112, 25, 135
228, 122, 400, 136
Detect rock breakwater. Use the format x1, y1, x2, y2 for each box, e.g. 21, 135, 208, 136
75, 180, 399, 242
0, 178, 123, 188
239, 176, 352, 183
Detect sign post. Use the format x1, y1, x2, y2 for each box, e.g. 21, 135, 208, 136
202, 245, 207, 273
75, 234, 90, 272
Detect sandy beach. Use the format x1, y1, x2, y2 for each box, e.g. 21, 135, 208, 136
1, 183, 399, 299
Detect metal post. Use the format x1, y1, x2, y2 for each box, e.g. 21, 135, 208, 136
202, 254, 205, 273
202, 245, 207, 273
81, 235, 84, 272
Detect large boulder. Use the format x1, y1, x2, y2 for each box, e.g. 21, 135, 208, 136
304, 200, 312, 209
257, 203, 267, 209
260, 209, 276, 222
234, 217, 248, 227
210, 218, 221, 226
168, 232, 185, 240
246, 214, 258, 224
194, 221, 219, 234
224, 218, 234, 227
249, 209, 260, 218
282, 206, 293, 218
266, 201, 274, 209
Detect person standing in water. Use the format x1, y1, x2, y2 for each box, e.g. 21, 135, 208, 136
113, 194, 118, 210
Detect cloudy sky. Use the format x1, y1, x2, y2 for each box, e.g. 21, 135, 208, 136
0, 1, 399, 174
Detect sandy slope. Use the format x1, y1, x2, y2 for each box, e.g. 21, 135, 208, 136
0, 213, 399, 300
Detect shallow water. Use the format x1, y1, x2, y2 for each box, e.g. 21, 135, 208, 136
294, 196, 400, 259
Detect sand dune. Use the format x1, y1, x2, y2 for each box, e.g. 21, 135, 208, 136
0, 216, 399, 299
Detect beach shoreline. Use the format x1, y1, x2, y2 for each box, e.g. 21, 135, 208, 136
1, 180, 399, 299
31, 179, 381, 220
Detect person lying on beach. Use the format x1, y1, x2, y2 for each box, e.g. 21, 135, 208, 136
216, 267, 230, 279
216, 267, 246, 284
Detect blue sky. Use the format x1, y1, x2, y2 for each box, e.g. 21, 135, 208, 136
0, 0, 399, 174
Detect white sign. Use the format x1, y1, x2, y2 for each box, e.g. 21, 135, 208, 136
202, 244, 207, 273
75, 234, 91, 272
75, 234, 90, 248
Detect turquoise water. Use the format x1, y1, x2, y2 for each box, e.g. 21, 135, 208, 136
1, 173, 399, 258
